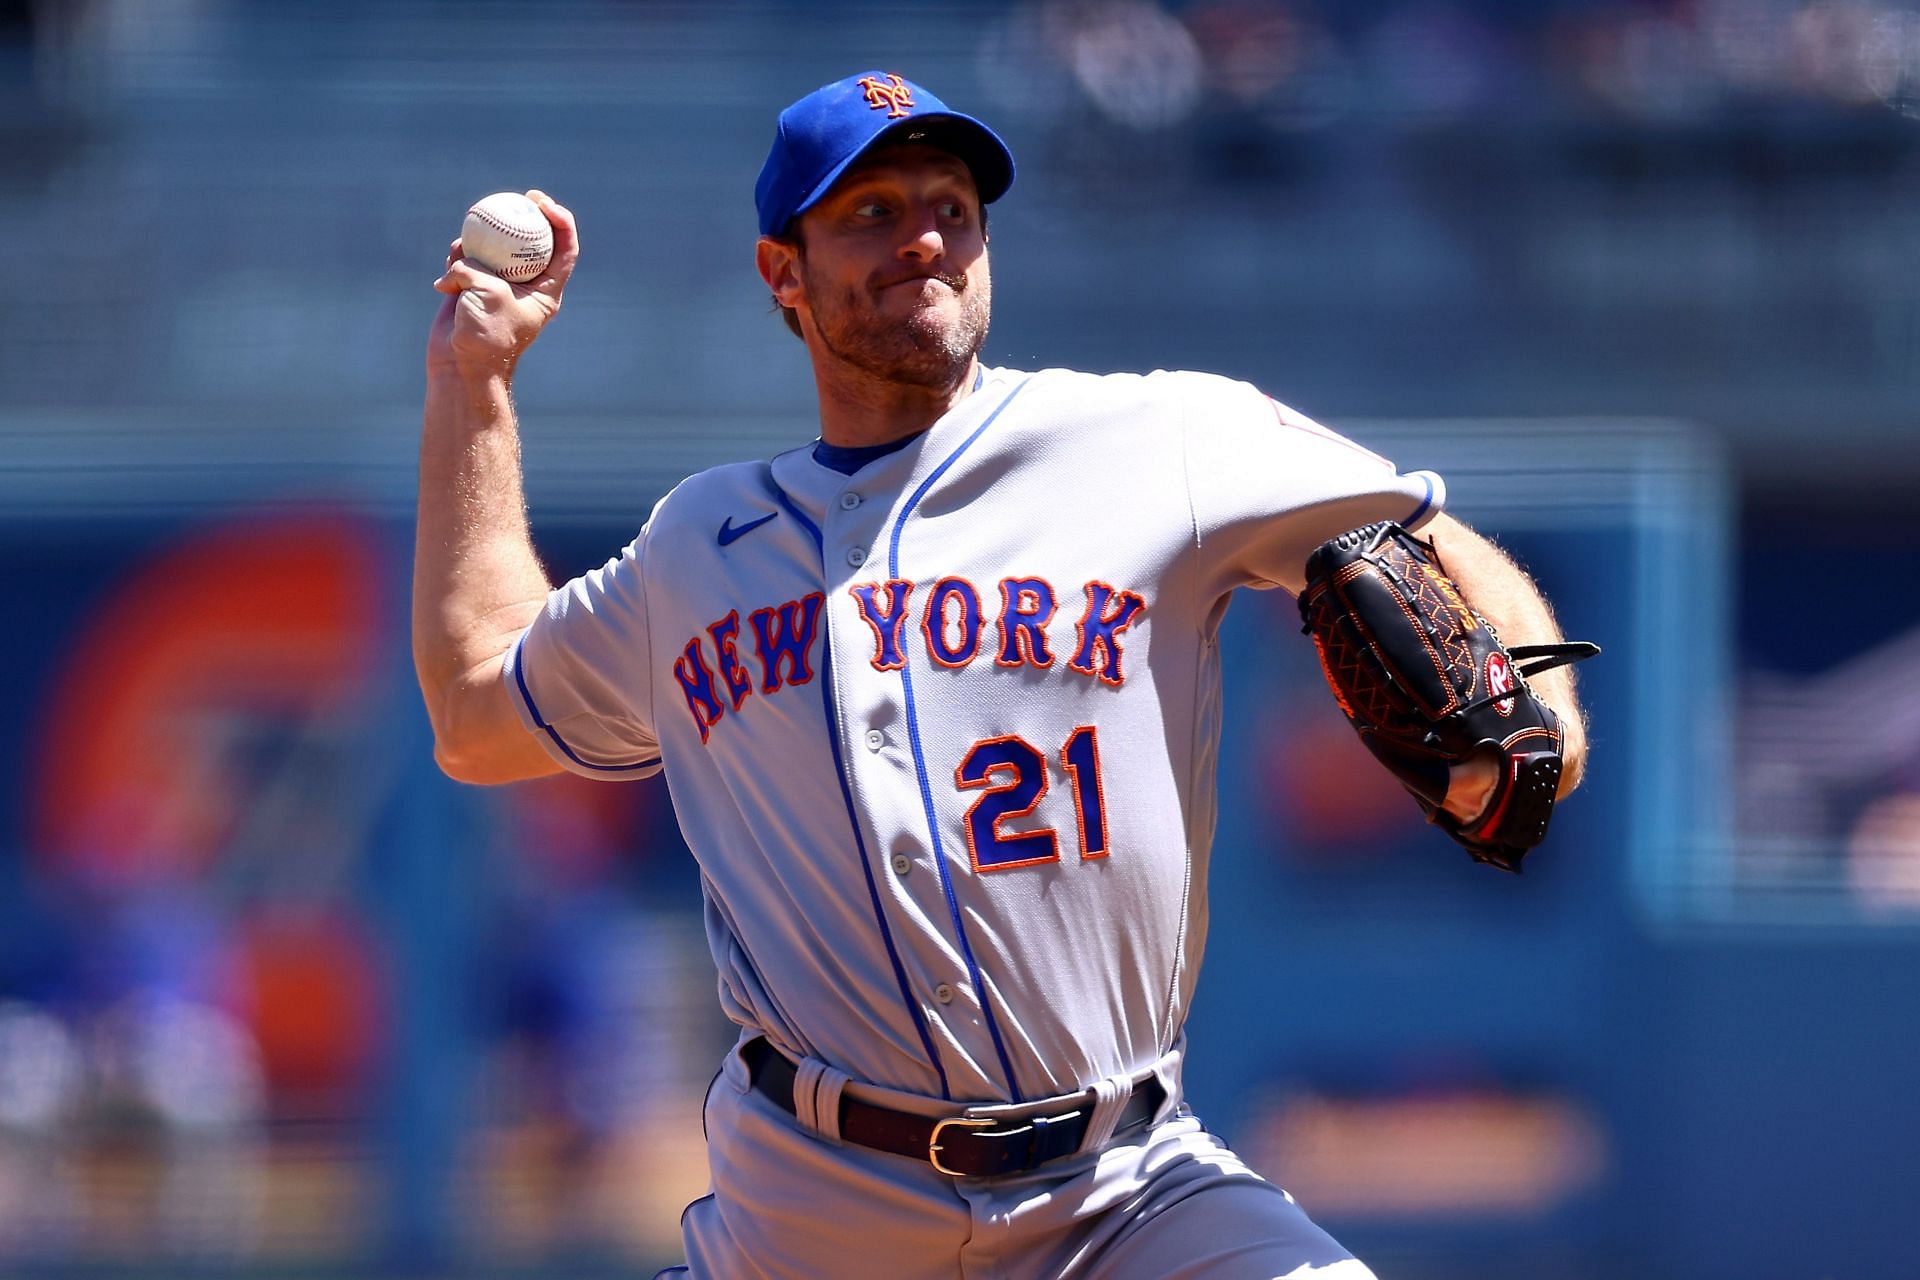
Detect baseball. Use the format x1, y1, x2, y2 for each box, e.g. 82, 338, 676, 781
459, 192, 553, 283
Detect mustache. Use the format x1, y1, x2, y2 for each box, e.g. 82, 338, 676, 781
872, 267, 968, 293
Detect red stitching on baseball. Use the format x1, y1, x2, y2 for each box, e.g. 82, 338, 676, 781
468, 207, 547, 240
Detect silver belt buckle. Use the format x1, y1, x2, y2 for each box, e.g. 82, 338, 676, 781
927, 1114, 994, 1176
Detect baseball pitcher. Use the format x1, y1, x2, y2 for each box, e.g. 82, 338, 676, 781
415, 71, 1592, 1279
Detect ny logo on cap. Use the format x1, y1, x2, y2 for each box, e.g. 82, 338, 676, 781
858, 73, 914, 118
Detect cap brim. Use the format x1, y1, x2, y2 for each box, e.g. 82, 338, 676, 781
790, 112, 1015, 227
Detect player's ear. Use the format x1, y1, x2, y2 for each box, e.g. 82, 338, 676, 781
757, 236, 805, 310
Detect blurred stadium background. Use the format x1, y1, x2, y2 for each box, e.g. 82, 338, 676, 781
1, 0, 1917, 1276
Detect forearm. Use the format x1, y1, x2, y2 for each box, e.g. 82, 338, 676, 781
412, 369, 552, 755
1423, 513, 1589, 793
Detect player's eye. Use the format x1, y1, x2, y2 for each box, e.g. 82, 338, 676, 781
939, 201, 966, 221
853, 201, 889, 219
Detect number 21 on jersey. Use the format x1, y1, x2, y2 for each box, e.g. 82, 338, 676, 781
954, 726, 1108, 872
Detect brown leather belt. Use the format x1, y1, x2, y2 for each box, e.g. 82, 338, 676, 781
743, 1037, 1166, 1178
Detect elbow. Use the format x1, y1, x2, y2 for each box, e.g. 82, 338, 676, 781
420, 683, 476, 782
430, 716, 539, 787
432, 737, 493, 786
418, 657, 560, 786
421, 683, 518, 786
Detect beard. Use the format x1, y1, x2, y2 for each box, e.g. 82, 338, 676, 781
801, 259, 992, 391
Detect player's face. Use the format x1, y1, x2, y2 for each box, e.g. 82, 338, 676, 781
775, 146, 991, 390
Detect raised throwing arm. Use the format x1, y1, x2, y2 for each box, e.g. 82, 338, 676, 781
412, 191, 578, 785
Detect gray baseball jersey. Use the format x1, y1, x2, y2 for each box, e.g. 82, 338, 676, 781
505, 365, 1436, 1276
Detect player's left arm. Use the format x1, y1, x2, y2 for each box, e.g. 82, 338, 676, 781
1418, 512, 1589, 798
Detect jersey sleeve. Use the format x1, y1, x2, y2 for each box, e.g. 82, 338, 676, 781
501, 529, 664, 781
1180, 374, 1444, 597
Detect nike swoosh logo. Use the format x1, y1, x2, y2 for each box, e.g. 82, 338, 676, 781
717, 511, 778, 547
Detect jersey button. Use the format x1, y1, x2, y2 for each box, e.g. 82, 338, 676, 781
891, 853, 912, 876
846, 546, 867, 567
864, 729, 884, 751
839, 492, 862, 511
934, 983, 955, 1005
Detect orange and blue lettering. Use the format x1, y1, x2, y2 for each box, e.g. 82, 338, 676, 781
850, 580, 914, 671
672, 637, 726, 743
995, 576, 1057, 669
708, 610, 754, 710
1069, 582, 1147, 687
924, 577, 983, 668
749, 592, 825, 693
955, 735, 1059, 872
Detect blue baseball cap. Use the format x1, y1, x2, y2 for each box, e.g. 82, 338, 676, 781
755, 71, 1015, 237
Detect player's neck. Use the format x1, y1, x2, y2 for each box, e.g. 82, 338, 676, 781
810, 356, 979, 448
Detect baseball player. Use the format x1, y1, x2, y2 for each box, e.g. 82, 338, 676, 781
415, 71, 1587, 1279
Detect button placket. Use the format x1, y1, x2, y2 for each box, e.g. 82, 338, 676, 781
823, 480, 972, 1048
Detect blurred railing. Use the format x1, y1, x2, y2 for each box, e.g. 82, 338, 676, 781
3, 0, 1917, 489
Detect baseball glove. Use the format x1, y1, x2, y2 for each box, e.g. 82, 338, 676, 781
1298, 522, 1599, 873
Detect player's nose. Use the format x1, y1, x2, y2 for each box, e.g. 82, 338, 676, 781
897, 207, 945, 263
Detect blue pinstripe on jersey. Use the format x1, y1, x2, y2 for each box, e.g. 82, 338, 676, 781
1404, 471, 1436, 528
770, 483, 954, 1099
510, 633, 663, 773
888, 377, 1033, 1102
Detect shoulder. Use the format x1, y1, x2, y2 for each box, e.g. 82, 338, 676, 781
1005, 366, 1264, 405
643, 459, 780, 546
1150, 368, 1270, 414
990, 368, 1259, 418
988, 367, 1269, 436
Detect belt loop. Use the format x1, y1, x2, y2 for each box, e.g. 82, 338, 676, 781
1078, 1075, 1131, 1155
791, 1056, 849, 1141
